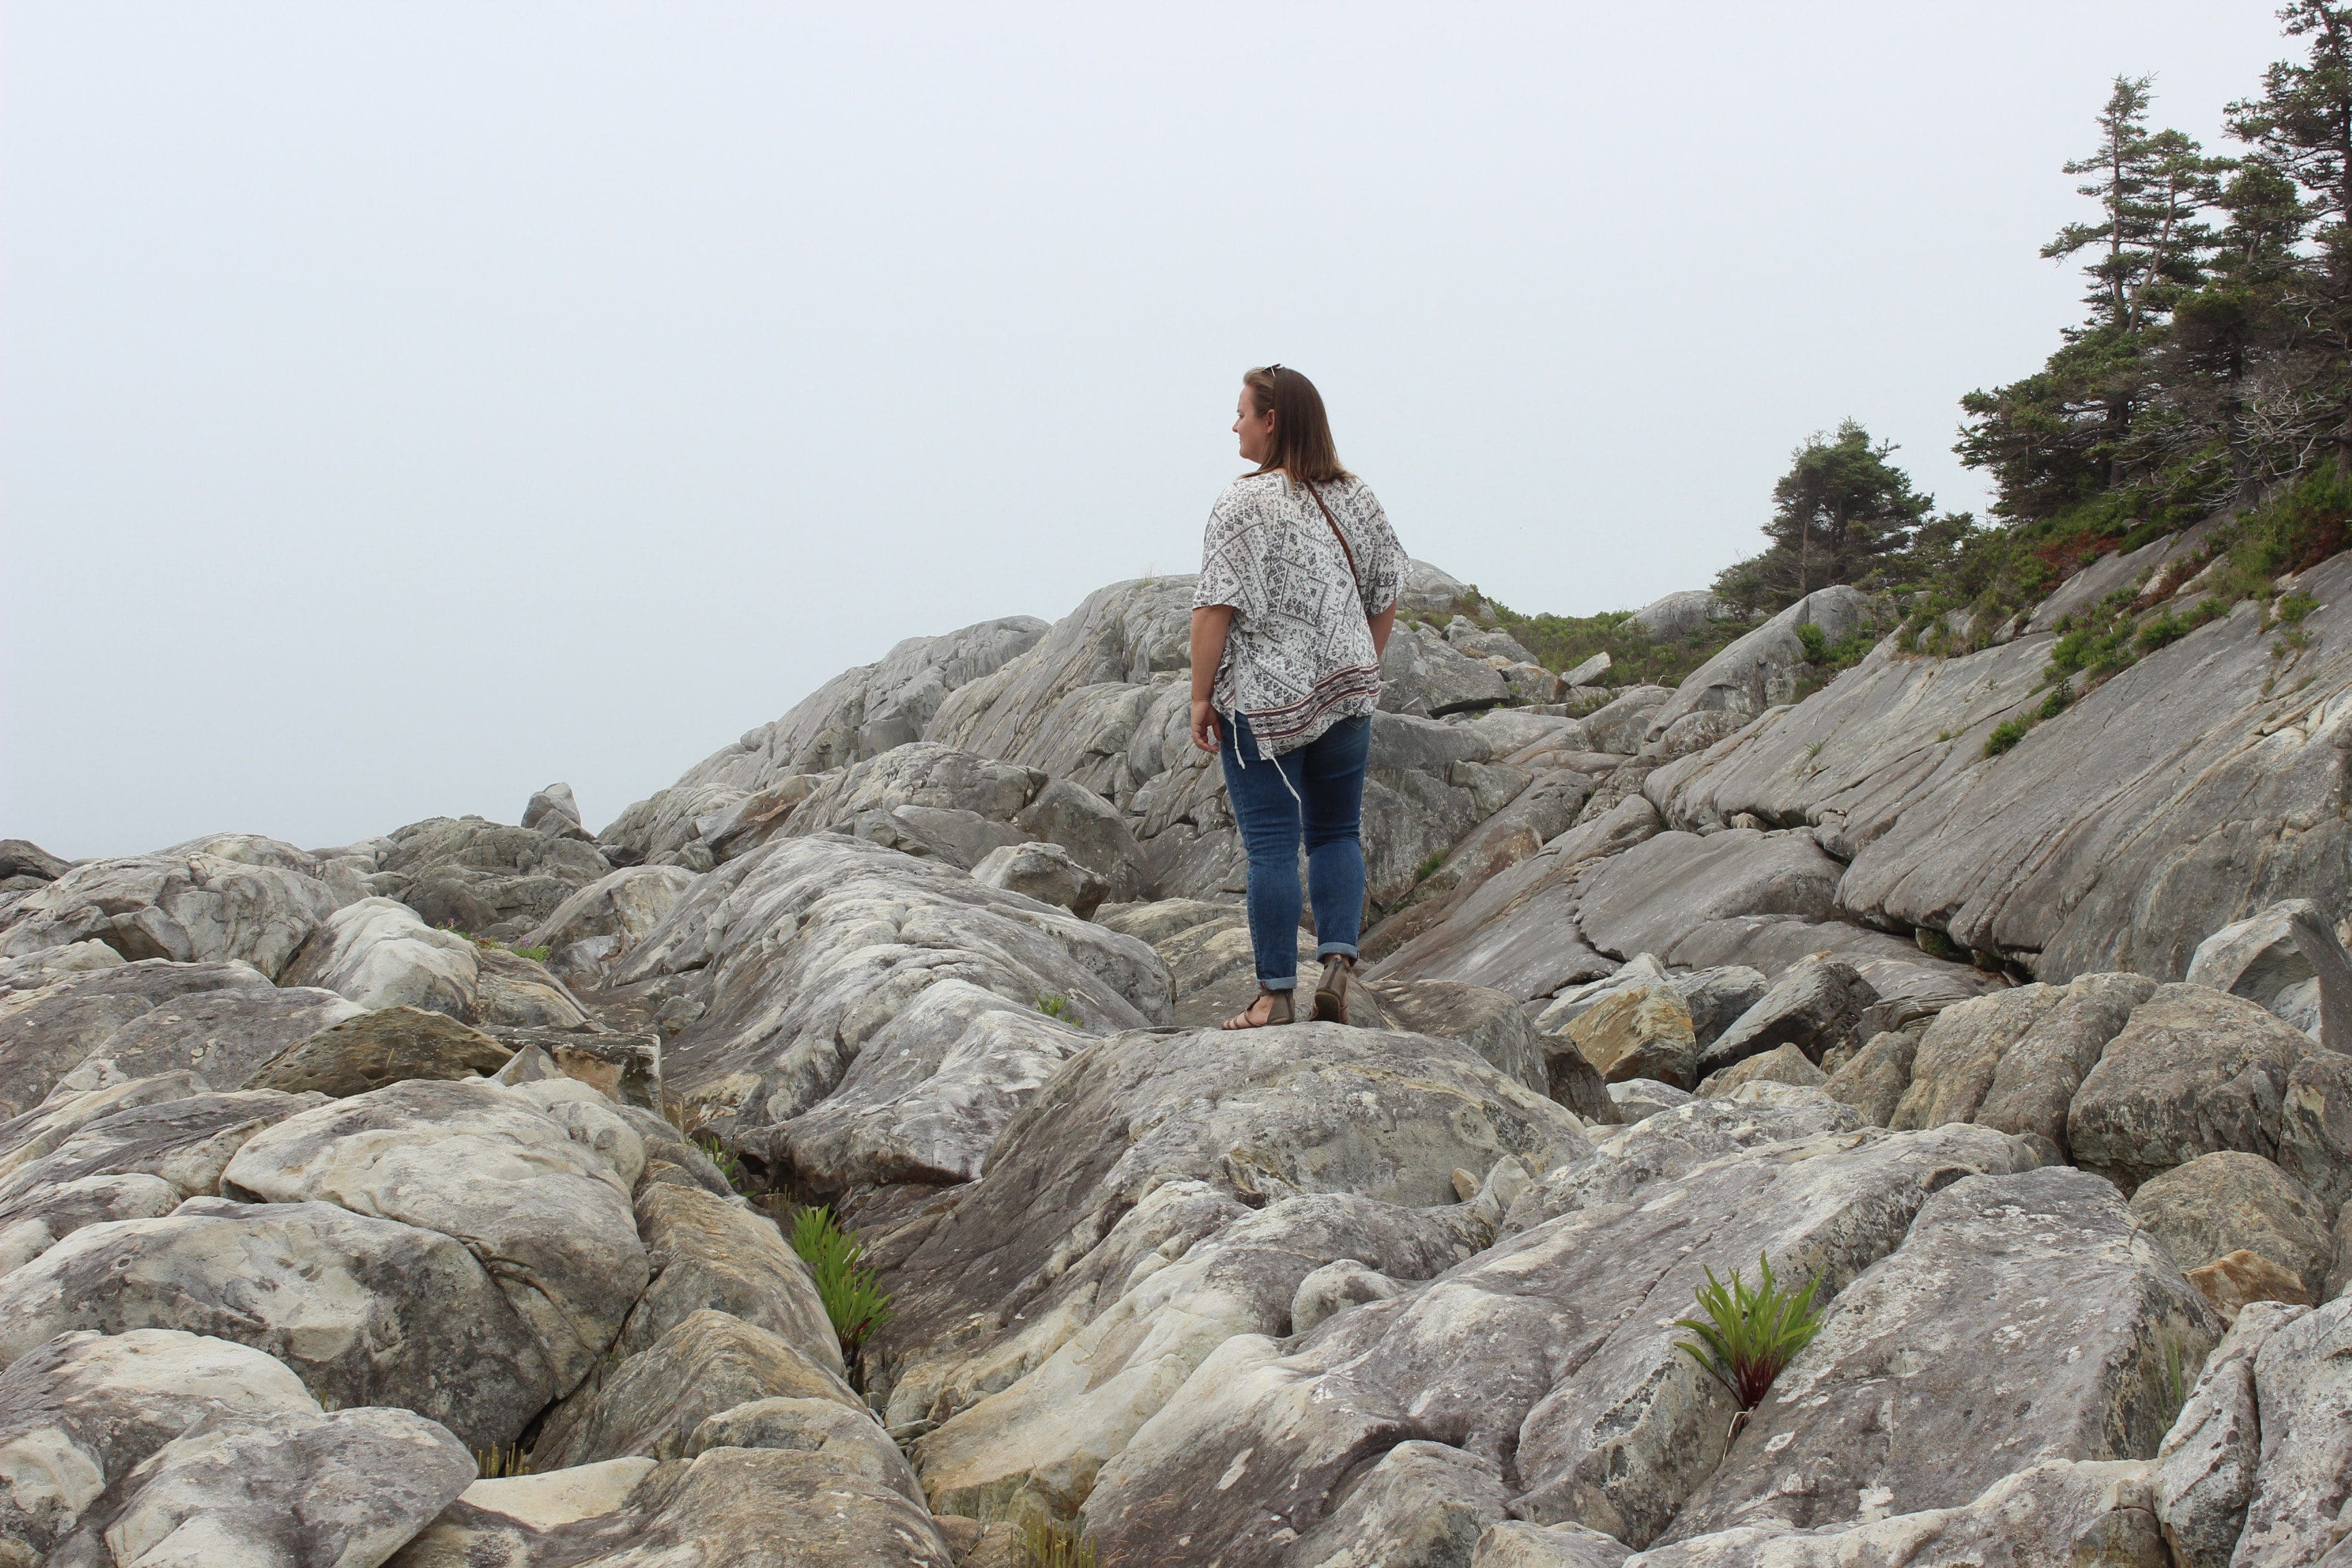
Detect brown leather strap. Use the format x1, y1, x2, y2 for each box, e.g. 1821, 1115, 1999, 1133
1302, 481, 1360, 585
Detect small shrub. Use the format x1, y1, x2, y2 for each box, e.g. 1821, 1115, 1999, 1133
476, 1443, 532, 1479
696, 1134, 746, 1192
1795, 622, 1830, 664
510, 944, 551, 963
790, 1205, 894, 1352
2036, 683, 2073, 722
1674, 1253, 1825, 1410
1984, 717, 2031, 757
1414, 852, 1445, 883
1011, 1510, 1100, 1568
2278, 590, 2320, 626
1035, 992, 1077, 1025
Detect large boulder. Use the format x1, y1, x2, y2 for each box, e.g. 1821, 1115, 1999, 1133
0, 959, 283, 1115
389, 1446, 958, 1568
1077, 1121, 2031, 1561
40, 983, 361, 1092
1628, 591, 1744, 641
610, 834, 1170, 1152
518, 864, 699, 979
369, 815, 614, 942
532, 1309, 862, 1469
0, 1088, 327, 1213
282, 897, 593, 1030
2156, 1298, 2302, 1568
220, 1077, 650, 1396
2127, 1151, 2333, 1301
0, 1328, 318, 1556
0, 1172, 181, 1275
1665, 1166, 2219, 1540
2185, 897, 2352, 1048
2230, 1294, 2352, 1567
1694, 954, 1876, 1079
0, 834, 357, 979
47, 1404, 474, 1568
1640, 587, 1875, 741
1575, 830, 1844, 970
1379, 621, 1512, 717
245, 1005, 516, 1097
2068, 983, 2323, 1194
0, 1198, 554, 1448
617, 1182, 840, 1373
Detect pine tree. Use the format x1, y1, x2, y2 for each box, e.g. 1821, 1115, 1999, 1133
1714, 423, 1934, 612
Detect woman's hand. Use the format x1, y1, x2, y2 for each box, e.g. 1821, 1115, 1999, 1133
1191, 699, 1222, 753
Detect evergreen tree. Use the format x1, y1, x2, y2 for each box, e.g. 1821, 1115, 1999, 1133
1714, 423, 1935, 612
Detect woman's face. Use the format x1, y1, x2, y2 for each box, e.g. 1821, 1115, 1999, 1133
1234, 386, 1275, 466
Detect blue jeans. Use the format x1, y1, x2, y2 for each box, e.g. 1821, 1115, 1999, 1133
1218, 710, 1373, 992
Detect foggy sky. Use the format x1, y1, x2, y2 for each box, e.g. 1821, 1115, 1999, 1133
2, 3, 2292, 856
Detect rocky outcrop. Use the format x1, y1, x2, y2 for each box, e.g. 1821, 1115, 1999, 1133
245, 1004, 515, 1096
2185, 897, 2352, 1047
368, 815, 613, 941
282, 896, 593, 1029
2127, 1152, 2333, 1301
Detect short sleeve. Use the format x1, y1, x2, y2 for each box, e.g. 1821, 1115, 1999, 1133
1193, 488, 1265, 618
1353, 485, 1405, 618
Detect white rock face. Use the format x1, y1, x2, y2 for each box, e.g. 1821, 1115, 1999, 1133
0, 1328, 318, 1556
282, 896, 480, 1017
0, 834, 359, 979
220, 1077, 649, 1396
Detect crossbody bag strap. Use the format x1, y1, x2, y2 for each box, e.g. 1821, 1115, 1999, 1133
1301, 480, 1361, 588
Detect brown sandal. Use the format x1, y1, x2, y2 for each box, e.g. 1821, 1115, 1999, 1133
1313, 956, 1355, 1025
1222, 989, 1295, 1030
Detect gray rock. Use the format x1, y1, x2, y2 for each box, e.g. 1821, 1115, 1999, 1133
1666, 1166, 2219, 1541
1582, 687, 1673, 755
1642, 587, 1875, 741
1397, 559, 1480, 619
0, 1172, 180, 1275
222, 1077, 649, 1396
2128, 1152, 2333, 1300
523, 781, 584, 833
1605, 1079, 1692, 1124
1628, 591, 1744, 641
2068, 983, 2320, 1194
1363, 771, 1595, 964
0, 941, 123, 998
2186, 898, 2352, 1050
0, 1088, 326, 1213
1821, 1030, 1918, 1128
0, 1199, 553, 1448
246, 1004, 514, 1096
970, 840, 1111, 918
613, 835, 1168, 1154
684, 1395, 920, 1501
518, 864, 698, 977
1696, 954, 1876, 1079
1369, 978, 1552, 1097
870, 1022, 1590, 1456
0, 1073, 205, 1193
1079, 1121, 2028, 1561
1578, 830, 1845, 973
617, 1183, 840, 1373
1379, 621, 1513, 717
0, 841, 68, 883
1292, 1259, 1407, 1333
1695, 1041, 1825, 1096
0, 834, 357, 979
48, 1405, 474, 1568
391, 1446, 958, 1568
59, 983, 363, 1090
1973, 972, 2159, 1156
491, 1028, 662, 1110
1286, 1440, 1512, 1568
0, 958, 278, 1114
1475, 1520, 1633, 1567
280, 896, 483, 1019
369, 815, 613, 942
2278, 1044, 2352, 1209
1631, 1459, 2166, 1568
0, 1328, 318, 1555
533, 1308, 862, 1469
2231, 1294, 2352, 1567
2157, 1299, 2304, 1568
1562, 652, 1612, 687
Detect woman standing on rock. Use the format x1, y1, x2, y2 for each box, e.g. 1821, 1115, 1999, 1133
1191, 364, 1404, 1029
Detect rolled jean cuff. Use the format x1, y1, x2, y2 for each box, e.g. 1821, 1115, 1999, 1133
1316, 943, 1359, 960
1258, 977, 1299, 991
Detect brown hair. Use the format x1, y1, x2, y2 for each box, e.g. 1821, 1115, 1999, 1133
1243, 364, 1352, 487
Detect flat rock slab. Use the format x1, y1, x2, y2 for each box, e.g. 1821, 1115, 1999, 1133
0, 1171, 181, 1275
47, 1405, 473, 1568
1665, 1166, 2219, 1541
1575, 830, 1844, 970
0, 1328, 318, 1556
221, 1077, 647, 1396
247, 1004, 515, 1096
0, 960, 276, 1115
1077, 1122, 2029, 1563
0, 1088, 326, 1213
0, 1198, 553, 1450
61, 983, 363, 1090
390, 1446, 958, 1568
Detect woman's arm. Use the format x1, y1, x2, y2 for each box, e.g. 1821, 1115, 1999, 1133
1190, 605, 1235, 752
1367, 602, 1395, 657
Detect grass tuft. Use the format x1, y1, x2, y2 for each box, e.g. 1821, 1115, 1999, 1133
1035, 992, 1077, 1025
1011, 1509, 1100, 1568
475, 1443, 532, 1479
790, 1205, 894, 1353
1674, 1252, 1826, 1410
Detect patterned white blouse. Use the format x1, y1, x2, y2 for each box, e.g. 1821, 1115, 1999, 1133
1193, 471, 1406, 757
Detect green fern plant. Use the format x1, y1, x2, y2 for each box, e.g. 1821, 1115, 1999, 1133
1673, 1253, 1826, 1409
695, 1134, 746, 1192
1012, 1509, 1100, 1568
790, 1205, 894, 1352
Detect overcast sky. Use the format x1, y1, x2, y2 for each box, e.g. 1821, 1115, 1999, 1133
2, 3, 2295, 857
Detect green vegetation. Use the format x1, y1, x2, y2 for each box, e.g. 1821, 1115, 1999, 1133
696, 1134, 747, 1192
509, 944, 551, 963
1414, 852, 1446, 883
1673, 1254, 1826, 1409
1477, 604, 1750, 691
475, 1443, 532, 1479
1034, 992, 1077, 1025
1011, 1510, 1100, 1568
789, 1205, 894, 1353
